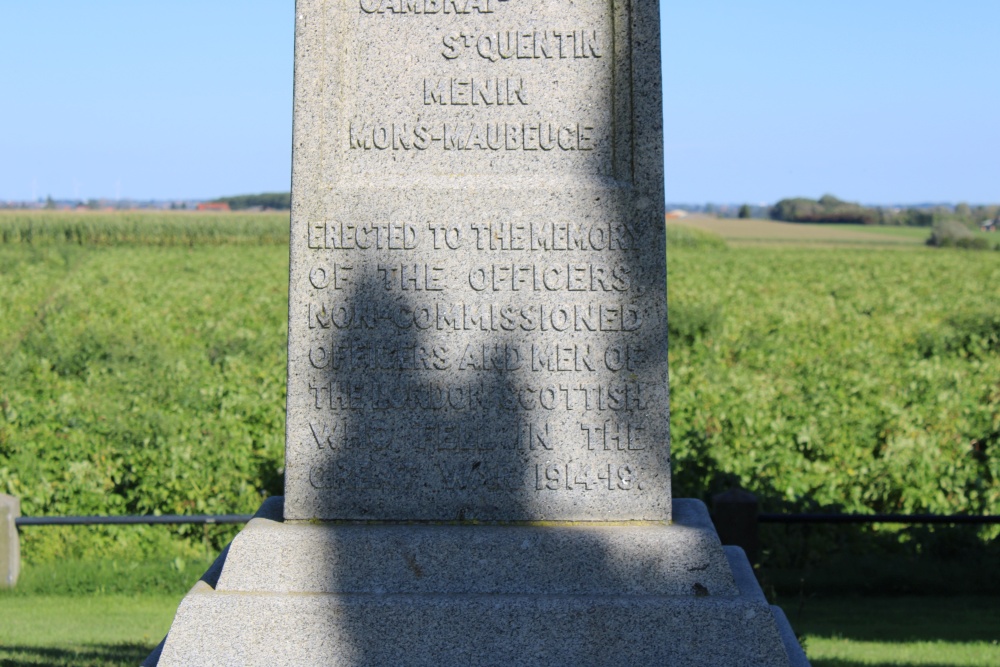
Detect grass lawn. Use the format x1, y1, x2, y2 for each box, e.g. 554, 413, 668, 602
0, 594, 176, 666
1, 588, 997, 666
780, 596, 1000, 666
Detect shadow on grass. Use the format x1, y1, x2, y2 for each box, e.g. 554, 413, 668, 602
0, 643, 152, 667
779, 596, 1000, 645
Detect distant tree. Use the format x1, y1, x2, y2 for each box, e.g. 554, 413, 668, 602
213, 192, 291, 211
737, 204, 751, 219
898, 209, 935, 227
771, 195, 876, 224
926, 219, 990, 249
817, 194, 846, 207
44, 195, 55, 210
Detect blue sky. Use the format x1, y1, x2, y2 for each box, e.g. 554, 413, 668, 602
1, 1, 998, 204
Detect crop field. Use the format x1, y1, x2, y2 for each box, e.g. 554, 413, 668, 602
1, 213, 998, 563
670, 216, 927, 245
0, 210, 289, 246
667, 241, 1000, 515
1, 212, 998, 664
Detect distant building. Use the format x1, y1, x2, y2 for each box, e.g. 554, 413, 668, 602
664, 209, 688, 220
981, 218, 998, 232
197, 202, 231, 212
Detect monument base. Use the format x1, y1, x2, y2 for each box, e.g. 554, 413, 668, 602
145, 498, 808, 666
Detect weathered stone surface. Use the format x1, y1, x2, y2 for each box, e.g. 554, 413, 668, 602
154, 500, 800, 667
283, 0, 669, 522
215, 498, 736, 597
0, 494, 19, 589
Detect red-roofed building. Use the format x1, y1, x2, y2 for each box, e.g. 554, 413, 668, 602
197, 202, 231, 212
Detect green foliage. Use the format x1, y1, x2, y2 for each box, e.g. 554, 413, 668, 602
926, 219, 994, 250
668, 246, 1000, 524
916, 310, 1000, 358
668, 303, 723, 347
213, 192, 291, 211
0, 210, 289, 246
771, 194, 878, 225
0, 241, 288, 562
2, 214, 999, 571
665, 224, 728, 250
737, 204, 751, 219
895, 207, 936, 227
769, 196, 1000, 230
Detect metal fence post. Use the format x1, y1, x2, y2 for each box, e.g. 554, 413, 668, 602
712, 488, 759, 565
0, 494, 20, 589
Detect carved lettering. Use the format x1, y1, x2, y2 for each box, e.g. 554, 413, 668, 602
349, 122, 594, 151
424, 78, 529, 106
442, 30, 604, 60
308, 221, 419, 250
360, 0, 493, 14
307, 300, 643, 332
535, 462, 644, 491
306, 379, 650, 412
580, 420, 645, 451
376, 264, 446, 291
467, 263, 631, 291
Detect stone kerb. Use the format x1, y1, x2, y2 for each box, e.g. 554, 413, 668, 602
283, 0, 669, 523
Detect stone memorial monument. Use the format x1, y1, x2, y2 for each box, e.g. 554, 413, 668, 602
147, 0, 808, 664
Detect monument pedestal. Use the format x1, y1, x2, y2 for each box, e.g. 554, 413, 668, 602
146, 498, 808, 666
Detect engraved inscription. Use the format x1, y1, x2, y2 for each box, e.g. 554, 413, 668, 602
360, 0, 496, 15
466, 263, 631, 291
307, 301, 643, 332
309, 220, 636, 251
470, 220, 635, 251
308, 342, 646, 373
308, 221, 419, 250
286, 0, 668, 521
424, 78, 529, 106
535, 462, 646, 491
348, 122, 594, 151
308, 380, 651, 412
442, 30, 603, 60
580, 420, 645, 451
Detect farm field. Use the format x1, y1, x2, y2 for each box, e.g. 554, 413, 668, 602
1, 213, 998, 559
670, 216, 927, 245
1, 212, 998, 664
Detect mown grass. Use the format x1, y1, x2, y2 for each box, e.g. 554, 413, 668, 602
0, 590, 167, 665
781, 596, 1000, 666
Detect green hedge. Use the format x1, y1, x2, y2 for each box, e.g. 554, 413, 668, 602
1, 216, 997, 568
